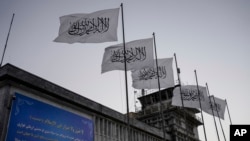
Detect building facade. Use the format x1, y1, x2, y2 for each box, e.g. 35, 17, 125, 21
134, 88, 203, 141
0, 64, 170, 141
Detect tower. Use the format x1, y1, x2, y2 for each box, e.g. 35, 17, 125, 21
134, 87, 203, 141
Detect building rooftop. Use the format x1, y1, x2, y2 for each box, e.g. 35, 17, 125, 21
0, 63, 170, 139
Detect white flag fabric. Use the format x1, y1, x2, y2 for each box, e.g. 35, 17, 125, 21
203, 96, 226, 119
172, 85, 209, 109
54, 8, 119, 44
131, 58, 175, 89
101, 38, 154, 73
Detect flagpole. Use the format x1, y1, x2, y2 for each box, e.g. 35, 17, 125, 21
1, 13, 15, 67
206, 83, 220, 141
174, 53, 188, 140
211, 95, 227, 141
194, 70, 208, 141
153, 32, 166, 141
120, 3, 130, 140
225, 99, 232, 125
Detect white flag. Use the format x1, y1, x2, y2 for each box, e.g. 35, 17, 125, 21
54, 8, 119, 43
171, 85, 209, 109
101, 38, 154, 73
131, 58, 175, 89
203, 96, 226, 119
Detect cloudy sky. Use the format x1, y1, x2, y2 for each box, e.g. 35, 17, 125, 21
1, 0, 250, 140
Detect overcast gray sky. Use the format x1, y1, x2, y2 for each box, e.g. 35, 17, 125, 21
1, 0, 250, 140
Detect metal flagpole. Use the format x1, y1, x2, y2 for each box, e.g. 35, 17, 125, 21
211, 95, 227, 141
206, 83, 220, 141
120, 3, 130, 140
174, 53, 188, 140
152, 32, 166, 141
194, 70, 208, 141
1, 13, 15, 67
225, 99, 232, 125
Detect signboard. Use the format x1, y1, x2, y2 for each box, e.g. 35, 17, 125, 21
5, 93, 94, 141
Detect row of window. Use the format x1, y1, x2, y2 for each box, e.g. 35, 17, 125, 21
94, 116, 164, 141
140, 92, 173, 106
140, 113, 197, 140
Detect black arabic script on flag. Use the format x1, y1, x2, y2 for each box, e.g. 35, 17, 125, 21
68, 17, 110, 36
110, 47, 146, 63
181, 89, 205, 101
138, 66, 167, 80
209, 102, 221, 112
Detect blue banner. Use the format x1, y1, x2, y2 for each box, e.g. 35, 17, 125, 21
5, 93, 94, 141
